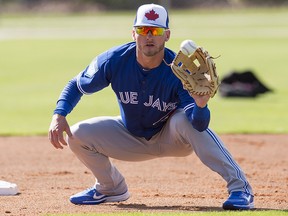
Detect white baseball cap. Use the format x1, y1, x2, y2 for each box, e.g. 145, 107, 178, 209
133, 4, 169, 29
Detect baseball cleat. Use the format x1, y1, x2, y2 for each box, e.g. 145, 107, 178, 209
223, 191, 254, 210
70, 187, 130, 205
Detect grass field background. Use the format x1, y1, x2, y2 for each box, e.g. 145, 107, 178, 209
0, 7, 288, 135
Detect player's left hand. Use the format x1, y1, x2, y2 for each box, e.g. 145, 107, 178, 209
191, 94, 210, 108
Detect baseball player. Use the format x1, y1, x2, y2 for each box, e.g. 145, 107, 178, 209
48, 4, 254, 210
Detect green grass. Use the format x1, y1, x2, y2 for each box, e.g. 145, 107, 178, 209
0, 7, 288, 135
45, 210, 288, 216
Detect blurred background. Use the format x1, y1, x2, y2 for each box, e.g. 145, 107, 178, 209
1, 0, 288, 12
0, 0, 287, 135
0, 0, 288, 13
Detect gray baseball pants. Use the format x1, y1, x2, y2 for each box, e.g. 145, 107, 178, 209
67, 109, 253, 196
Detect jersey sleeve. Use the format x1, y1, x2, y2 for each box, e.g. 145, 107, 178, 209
76, 52, 111, 95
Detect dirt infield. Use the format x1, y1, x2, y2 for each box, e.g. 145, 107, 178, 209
0, 135, 287, 215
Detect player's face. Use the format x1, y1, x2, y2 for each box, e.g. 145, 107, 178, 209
132, 26, 170, 57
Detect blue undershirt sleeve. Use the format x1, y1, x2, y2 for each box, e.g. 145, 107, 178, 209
53, 77, 83, 116
178, 82, 211, 132
191, 104, 210, 132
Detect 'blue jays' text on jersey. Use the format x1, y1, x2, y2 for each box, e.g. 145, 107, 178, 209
54, 42, 210, 139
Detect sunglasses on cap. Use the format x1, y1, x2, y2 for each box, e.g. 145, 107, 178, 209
135, 26, 166, 36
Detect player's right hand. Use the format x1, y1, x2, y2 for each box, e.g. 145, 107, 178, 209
48, 114, 73, 149
191, 94, 210, 108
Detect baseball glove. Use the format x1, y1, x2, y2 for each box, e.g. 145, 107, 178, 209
171, 47, 220, 98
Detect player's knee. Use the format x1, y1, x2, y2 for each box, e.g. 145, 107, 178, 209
69, 122, 93, 141
66, 123, 86, 150
67, 121, 103, 151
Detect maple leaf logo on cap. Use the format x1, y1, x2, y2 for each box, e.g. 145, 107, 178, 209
145, 9, 159, 21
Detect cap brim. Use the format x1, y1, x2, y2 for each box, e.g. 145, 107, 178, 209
133, 23, 167, 28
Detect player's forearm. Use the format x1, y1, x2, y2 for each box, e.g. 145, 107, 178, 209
53, 77, 83, 116
190, 105, 210, 132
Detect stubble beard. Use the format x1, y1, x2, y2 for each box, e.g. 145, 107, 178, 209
142, 43, 165, 57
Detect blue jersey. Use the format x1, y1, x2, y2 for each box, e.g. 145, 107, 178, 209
54, 42, 210, 139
